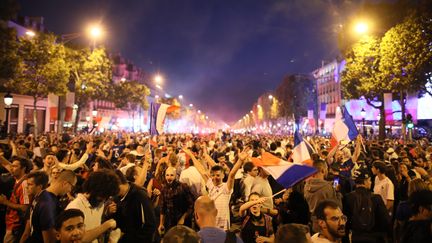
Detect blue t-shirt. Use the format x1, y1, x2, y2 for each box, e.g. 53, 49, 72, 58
28, 190, 59, 242
198, 227, 243, 243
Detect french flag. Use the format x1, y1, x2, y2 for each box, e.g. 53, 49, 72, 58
252, 152, 317, 188
330, 106, 359, 148
292, 129, 313, 166
149, 102, 180, 136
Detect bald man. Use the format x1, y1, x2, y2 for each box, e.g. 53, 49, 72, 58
195, 196, 243, 243
158, 167, 195, 235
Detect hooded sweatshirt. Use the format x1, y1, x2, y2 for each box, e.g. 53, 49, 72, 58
304, 178, 342, 213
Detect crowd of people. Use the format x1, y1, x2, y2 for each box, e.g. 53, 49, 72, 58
0, 130, 431, 243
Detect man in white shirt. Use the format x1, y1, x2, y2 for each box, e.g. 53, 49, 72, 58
66, 170, 119, 243
184, 147, 248, 230
372, 161, 394, 212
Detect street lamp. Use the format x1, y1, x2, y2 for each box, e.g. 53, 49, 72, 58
360, 108, 366, 138
25, 30, 36, 37
268, 95, 273, 100
86, 24, 104, 49
178, 95, 183, 100
154, 74, 163, 84
354, 21, 369, 35
3, 92, 13, 136
189, 104, 193, 107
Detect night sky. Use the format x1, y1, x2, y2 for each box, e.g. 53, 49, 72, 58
18, 0, 366, 124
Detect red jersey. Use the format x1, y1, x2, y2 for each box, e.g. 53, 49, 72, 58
5, 179, 30, 230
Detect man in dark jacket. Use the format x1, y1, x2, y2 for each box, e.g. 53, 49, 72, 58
401, 189, 432, 243
114, 171, 156, 242
343, 169, 390, 243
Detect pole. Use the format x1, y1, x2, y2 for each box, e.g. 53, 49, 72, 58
271, 189, 287, 198
362, 118, 366, 138
5, 107, 10, 135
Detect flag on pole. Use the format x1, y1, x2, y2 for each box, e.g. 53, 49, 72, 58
330, 106, 359, 148
292, 129, 313, 166
149, 102, 180, 136
252, 152, 316, 188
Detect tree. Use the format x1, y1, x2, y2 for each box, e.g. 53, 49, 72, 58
0, 0, 20, 21
111, 80, 150, 131
67, 47, 112, 132
380, 13, 432, 140
4, 33, 69, 136
0, 25, 20, 84
341, 36, 389, 140
275, 74, 315, 124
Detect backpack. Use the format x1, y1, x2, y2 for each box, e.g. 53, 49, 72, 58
351, 190, 375, 232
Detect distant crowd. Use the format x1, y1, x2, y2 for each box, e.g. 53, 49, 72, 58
0, 130, 431, 243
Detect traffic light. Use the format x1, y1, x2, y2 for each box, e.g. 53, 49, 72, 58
406, 114, 414, 129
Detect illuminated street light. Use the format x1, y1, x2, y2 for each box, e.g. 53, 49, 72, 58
189, 103, 193, 107
120, 77, 126, 82
88, 25, 103, 39
25, 30, 36, 37
178, 95, 183, 100
154, 74, 163, 84
3, 92, 13, 134
250, 110, 253, 114
354, 21, 368, 34
268, 95, 273, 100
198, 110, 201, 114
360, 108, 366, 118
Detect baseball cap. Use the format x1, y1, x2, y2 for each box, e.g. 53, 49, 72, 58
353, 169, 371, 184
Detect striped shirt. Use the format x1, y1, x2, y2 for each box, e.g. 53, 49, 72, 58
207, 179, 232, 230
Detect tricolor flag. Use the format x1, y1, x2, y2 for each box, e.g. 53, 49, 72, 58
252, 152, 316, 188
292, 128, 313, 166
149, 102, 180, 136
330, 106, 359, 148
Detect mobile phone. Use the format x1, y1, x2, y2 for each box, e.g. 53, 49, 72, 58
333, 178, 339, 188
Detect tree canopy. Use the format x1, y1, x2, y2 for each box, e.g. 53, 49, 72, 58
4, 33, 69, 135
